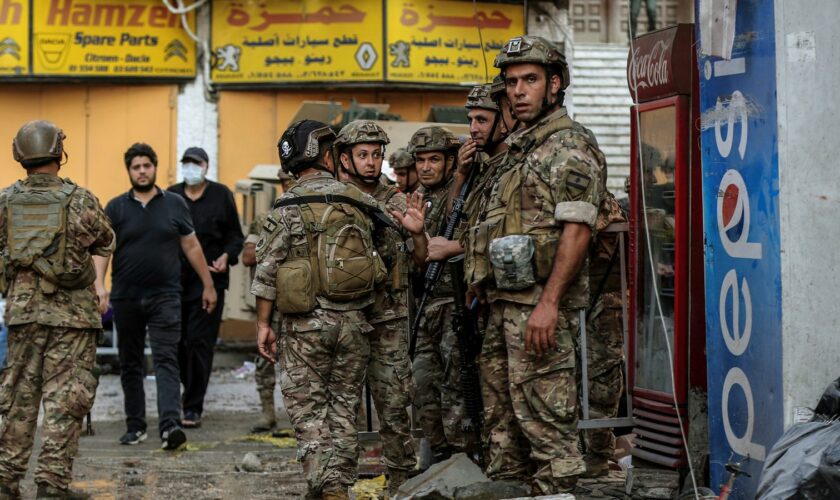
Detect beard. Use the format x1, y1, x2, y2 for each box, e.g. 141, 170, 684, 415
130, 173, 156, 192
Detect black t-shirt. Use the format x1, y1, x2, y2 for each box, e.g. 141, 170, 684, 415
105, 187, 195, 299
168, 181, 244, 300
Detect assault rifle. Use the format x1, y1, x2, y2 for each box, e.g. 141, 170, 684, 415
408, 167, 478, 359
449, 254, 485, 467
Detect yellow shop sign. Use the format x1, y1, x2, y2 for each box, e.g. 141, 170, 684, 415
211, 0, 384, 84
32, 0, 196, 78
0, 0, 29, 76
386, 0, 524, 84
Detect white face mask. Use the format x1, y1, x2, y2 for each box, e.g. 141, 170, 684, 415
182, 162, 205, 186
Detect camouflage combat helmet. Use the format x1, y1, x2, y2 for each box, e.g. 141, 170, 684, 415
489, 74, 506, 101
465, 84, 498, 112
13, 120, 66, 167
334, 120, 389, 185
334, 120, 390, 149
278, 119, 336, 175
408, 126, 459, 155
388, 147, 414, 171
494, 35, 570, 90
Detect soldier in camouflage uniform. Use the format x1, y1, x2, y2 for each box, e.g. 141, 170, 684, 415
458, 79, 520, 306
465, 36, 605, 494
583, 192, 627, 477
243, 170, 294, 434
389, 148, 419, 194
334, 120, 430, 493
0, 121, 115, 499
407, 126, 477, 462
251, 120, 387, 500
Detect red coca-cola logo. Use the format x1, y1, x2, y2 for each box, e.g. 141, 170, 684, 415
629, 39, 672, 92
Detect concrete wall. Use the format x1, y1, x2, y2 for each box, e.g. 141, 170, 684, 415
175, 3, 218, 182
775, 1, 840, 426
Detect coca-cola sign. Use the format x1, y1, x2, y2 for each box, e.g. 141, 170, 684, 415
629, 39, 672, 92
627, 24, 694, 103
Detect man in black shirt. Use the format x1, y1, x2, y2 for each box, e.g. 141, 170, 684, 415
168, 146, 244, 428
94, 143, 217, 451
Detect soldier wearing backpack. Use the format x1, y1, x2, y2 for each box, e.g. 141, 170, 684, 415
333, 120, 430, 494
251, 120, 393, 500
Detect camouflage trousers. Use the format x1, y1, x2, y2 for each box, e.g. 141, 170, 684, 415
255, 357, 276, 401
0, 324, 98, 490
279, 309, 372, 496
480, 301, 585, 494
413, 299, 470, 455
584, 296, 625, 464
367, 317, 416, 471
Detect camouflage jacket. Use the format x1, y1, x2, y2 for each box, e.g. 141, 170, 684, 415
0, 173, 115, 328
250, 170, 380, 311
481, 107, 605, 308
461, 150, 508, 288
368, 182, 410, 323
416, 176, 456, 300
245, 213, 267, 246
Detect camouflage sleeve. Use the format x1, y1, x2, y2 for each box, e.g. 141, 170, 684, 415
245, 213, 266, 246
546, 134, 602, 230
78, 189, 116, 257
249, 207, 293, 301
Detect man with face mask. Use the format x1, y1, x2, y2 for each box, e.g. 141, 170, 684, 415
333, 120, 429, 494
96, 143, 218, 451
167, 147, 244, 429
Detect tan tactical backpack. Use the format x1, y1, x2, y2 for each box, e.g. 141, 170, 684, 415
273, 186, 386, 313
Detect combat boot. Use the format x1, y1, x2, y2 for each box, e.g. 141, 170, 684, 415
250, 393, 277, 433
320, 486, 349, 500
0, 482, 21, 500
35, 483, 91, 500
387, 468, 408, 497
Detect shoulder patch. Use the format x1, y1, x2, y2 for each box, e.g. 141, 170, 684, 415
263, 216, 278, 234
565, 169, 591, 199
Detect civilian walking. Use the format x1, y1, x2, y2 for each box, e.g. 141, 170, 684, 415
94, 143, 217, 451
168, 147, 244, 428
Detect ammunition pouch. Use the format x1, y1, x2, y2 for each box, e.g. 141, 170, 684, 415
489, 235, 535, 291
275, 259, 318, 314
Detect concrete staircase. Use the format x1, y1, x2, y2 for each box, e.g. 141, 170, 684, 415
569, 43, 633, 198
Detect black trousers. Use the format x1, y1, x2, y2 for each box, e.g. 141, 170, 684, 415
113, 293, 182, 436
179, 289, 225, 416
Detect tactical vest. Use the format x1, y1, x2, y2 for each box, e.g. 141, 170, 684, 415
475, 112, 602, 304
3, 179, 95, 294
273, 184, 386, 314
463, 152, 507, 288
420, 181, 456, 298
